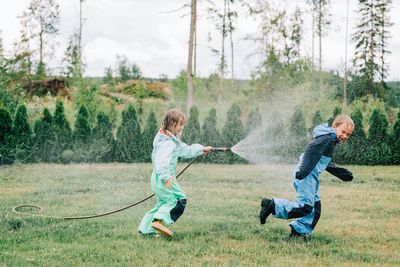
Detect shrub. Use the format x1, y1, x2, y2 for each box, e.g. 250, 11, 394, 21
142, 111, 158, 162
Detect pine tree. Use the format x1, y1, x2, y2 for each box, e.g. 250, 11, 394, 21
245, 108, 262, 135
366, 108, 390, 165
310, 110, 323, 133
0, 107, 13, 164
73, 105, 92, 162
201, 108, 221, 163
91, 112, 115, 163
32, 108, 54, 162
12, 104, 32, 162
142, 111, 158, 162
116, 105, 141, 162
390, 111, 400, 164
327, 106, 342, 126
183, 105, 201, 145
287, 106, 308, 161
222, 103, 245, 163
52, 100, 72, 163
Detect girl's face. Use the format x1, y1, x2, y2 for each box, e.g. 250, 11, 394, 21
170, 119, 185, 137
335, 123, 353, 142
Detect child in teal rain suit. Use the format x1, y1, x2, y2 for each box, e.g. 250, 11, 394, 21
259, 115, 354, 238
138, 109, 212, 238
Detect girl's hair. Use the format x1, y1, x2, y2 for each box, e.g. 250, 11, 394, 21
332, 114, 354, 129
161, 109, 186, 131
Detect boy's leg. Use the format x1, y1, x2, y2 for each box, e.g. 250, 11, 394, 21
290, 200, 321, 236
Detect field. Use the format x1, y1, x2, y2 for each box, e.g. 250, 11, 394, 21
1, 163, 400, 266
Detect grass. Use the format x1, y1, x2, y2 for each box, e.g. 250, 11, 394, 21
1, 163, 400, 266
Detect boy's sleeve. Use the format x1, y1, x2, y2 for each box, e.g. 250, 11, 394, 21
296, 136, 332, 180
326, 162, 353, 181
177, 141, 203, 159
154, 140, 175, 181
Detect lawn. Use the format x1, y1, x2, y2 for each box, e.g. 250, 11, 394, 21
1, 163, 399, 266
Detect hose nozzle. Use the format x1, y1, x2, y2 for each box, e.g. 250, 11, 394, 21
212, 147, 231, 152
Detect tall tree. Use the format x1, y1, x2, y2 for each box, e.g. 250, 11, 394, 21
19, 0, 60, 77
142, 111, 158, 162
52, 100, 72, 162
63, 33, 81, 79
376, 0, 393, 83
183, 105, 201, 145
315, 0, 331, 72
78, 0, 85, 77
0, 107, 13, 164
32, 108, 54, 162
116, 105, 141, 162
12, 104, 32, 162
186, 0, 196, 114
91, 112, 115, 163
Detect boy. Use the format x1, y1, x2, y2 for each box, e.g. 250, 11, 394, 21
259, 114, 354, 238
138, 109, 212, 238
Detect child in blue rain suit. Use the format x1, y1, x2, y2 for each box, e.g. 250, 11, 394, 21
259, 115, 354, 238
138, 109, 212, 238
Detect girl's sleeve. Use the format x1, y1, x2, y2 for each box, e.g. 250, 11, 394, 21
154, 140, 175, 181
177, 141, 203, 159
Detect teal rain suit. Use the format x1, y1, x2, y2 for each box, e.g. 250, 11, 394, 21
138, 129, 203, 235
272, 124, 353, 236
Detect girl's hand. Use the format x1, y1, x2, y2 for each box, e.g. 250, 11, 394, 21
202, 146, 213, 156
165, 178, 172, 189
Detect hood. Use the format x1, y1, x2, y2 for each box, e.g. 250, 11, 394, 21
312, 123, 337, 141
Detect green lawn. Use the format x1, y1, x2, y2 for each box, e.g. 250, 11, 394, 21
1, 163, 399, 266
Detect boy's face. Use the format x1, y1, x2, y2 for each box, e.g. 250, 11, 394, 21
170, 119, 185, 137
335, 124, 353, 142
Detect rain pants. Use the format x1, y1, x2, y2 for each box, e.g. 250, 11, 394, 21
272, 124, 353, 236
138, 129, 203, 235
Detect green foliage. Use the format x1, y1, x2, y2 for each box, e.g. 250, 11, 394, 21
12, 104, 32, 162
60, 149, 74, 164
310, 110, 323, 134
245, 108, 262, 135
0, 106, 13, 164
221, 103, 245, 163
52, 100, 72, 163
141, 111, 158, 162
103, 66, 114, 85
201, 108, 221, 163
73, 82, 102, 125
183, 105, 201, 145
327, 106, 342, 126
32, 108, 55, 162
90, 112, 115, 163
364, 109, 391, 165
390, 112, 400, 164
116, 105, 142, 162
287, 106, 308, 160
73, 105, 92, 162
34, 61, 46, 80
116, 55, 142, 82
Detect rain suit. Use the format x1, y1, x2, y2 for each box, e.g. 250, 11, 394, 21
138, 129, 204, 235
273, 124, 353, 236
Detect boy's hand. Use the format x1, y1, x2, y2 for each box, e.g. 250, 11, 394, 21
165, 178, 172, 189
202, 146, 213, 156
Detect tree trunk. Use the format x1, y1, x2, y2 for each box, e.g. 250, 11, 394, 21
343, 0, 349, 105
78, 0, 84, 77
186, 0, 196, 114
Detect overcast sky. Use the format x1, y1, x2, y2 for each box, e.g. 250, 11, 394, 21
1, 0, 400, 80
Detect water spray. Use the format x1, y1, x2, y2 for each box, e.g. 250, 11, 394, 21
12, 147, 233, 220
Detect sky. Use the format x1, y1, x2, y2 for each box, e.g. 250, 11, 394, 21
1, 0, 400, 81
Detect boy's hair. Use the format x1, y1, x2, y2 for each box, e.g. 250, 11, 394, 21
161, 109, 186, 131
331, 114, 354, 129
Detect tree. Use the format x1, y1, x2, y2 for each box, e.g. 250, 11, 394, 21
32, 108, 54, 162
376, 0, 393, 83
221, 103, 245, 163
0, 107, 13, 164
390, 111, 400, 164
103, 66, 114, 84
365, 108, 390, 164
245, 108, 262, 135
19, 0, 60, 77
52, 100, 72, 163
186, 0, 196, 113
116, 105, 141, 162
73, 105, 91, 162
310, 110, 323, 133
91, 112, 115, 163
327, 106, 342, 126
287, 106, 308, 160
12, 104, 32, 162
63, 33, 82, 79
315, 0, 331, 72
142, 111, 158, 162
201, 108, 221, 163
77, 0, 85, 78
183, 105, 201, 145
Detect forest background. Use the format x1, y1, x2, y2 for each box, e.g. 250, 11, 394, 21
0, 0, 399, 166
